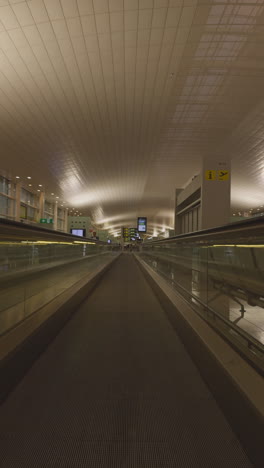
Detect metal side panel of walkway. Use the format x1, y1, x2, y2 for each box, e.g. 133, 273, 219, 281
0, 254, 252, 468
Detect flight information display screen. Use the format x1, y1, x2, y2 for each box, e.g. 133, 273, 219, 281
137, 217, 147, 233
70, 229, 86, 237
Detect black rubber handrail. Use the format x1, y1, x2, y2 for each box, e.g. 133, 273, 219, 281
145, 217, 264, 245
0, 217, 114, 244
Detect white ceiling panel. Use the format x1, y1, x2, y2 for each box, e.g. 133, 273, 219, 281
0, 0, 264, 235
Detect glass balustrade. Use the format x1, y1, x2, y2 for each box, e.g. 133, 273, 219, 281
138, 219, 264, 371
0, 219, 120, 336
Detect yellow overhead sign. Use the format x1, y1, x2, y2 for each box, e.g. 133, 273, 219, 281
205, 170, 216, 180
217, 170, 229, 181
205, 170, 230, 181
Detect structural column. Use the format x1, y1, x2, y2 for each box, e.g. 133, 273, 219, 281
63, 208, 68, 232
53, 202, 58, 231
174, 188, 183, 234
39, 191, 45, 220
15, 182, 21, 222
200, 158, 231, 230
120, 226, 124, 250
200, 157, 231, 318
9, 181, 16, 219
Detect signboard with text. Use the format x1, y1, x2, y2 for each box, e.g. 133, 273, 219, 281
137, 217, 147, 233
122, 227, 139, 241
40, 218, 53, 224
205, 170, 229, 181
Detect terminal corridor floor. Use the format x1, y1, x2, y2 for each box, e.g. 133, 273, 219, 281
0, 254, 252, 467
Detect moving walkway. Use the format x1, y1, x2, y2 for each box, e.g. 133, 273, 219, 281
0, 219, 263, 467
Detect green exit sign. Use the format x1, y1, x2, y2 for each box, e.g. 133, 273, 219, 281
40, 218, 53, 224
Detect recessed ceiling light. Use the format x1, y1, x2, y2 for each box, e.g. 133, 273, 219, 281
28, 184, 32, 187
27, 176, 31, 179
51, 193, 54, 195
37, 189, 40, 192
38, 184, 42, 187
56, 196, 59, 199
15, 176, 20, 179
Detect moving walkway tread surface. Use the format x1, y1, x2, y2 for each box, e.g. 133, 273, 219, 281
0, 254, 252, 467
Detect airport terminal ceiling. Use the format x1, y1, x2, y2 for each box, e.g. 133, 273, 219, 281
1, 0, 264, 235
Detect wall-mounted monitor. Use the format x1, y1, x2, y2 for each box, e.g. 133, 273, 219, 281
70, 229, 86, 237
137, 217, 147, 233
